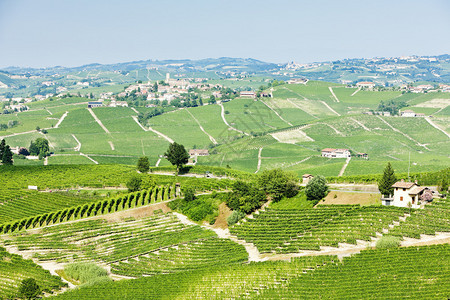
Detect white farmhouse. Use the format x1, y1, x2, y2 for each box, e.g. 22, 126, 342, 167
321, 148, 351, 158
382, 180, 432, 209
401, 110, 416, 117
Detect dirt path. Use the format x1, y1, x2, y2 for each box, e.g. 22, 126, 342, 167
338, 157, 351, 177
173, 212, 263, 262
71, 134, 81, 151
54, 111, 68, 128
80, 152, 99, 164
108, 141, 115, 150
286, 98, 318, 119
285, 156, 312, 168
351, 87, 361, 96
219, 102, 249, 136
185, 109, 218, 144
155, 158, 161, 167
87, 108, 110, 134
328, 87, 340, 102
255, 147, 263, 173
259, 99, 293, 126
350, 117, 372, 132
130, 107, 140, 114
319, 123, 344, 136
320, 101, 341, 116
425, 117, 450, 139
132, 116, 174, 143
376, 116, 429, 150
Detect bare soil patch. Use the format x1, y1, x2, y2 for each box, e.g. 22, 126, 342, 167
213, 202, 232, 229
102, 203, 171, 223
319, 191, 381, 206
414, 98, 449, 108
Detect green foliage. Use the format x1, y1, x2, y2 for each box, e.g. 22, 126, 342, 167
169, 193, 223, 223
1, 145, 13, 165
137, 156, 150, 173
29, 138, 49, 157
18, 278, 40, 299
140, 175, 156, 190
305, 175, 328, 201
227, 210, 246, 226
182, 186, 196, 202
227, 180, 266, 214
64, 263, 111, 286
378, 162, 397, 197
164, 142, 189, 172
126, 174, 142, 192
376, 235, 401, 249
257, 169, 298, 202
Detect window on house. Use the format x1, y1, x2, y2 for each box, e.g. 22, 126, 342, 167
400, 196, 403, 201
403, 188, 406, 191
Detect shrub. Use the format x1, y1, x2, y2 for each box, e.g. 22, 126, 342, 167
182, 187, 196, 202
305, 175, 329, 201
64, 262, 111, 286
126, 175, 142, 192
257, 169, 298, 202
376, 236, 401, 249
137, 156, 150, 173
227, 210, 246, 226
18, 278, 40, 299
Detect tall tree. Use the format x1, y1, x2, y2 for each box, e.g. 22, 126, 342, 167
378, 162, 397, 197
1, 145, 13, 165
0, 139, 5, 158
19, 278, 41, 299
164, 142, 189, 174
137, 156, 150, 173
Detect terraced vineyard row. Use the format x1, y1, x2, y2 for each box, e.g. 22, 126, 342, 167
54, 256, 336, 299
111, 238, 248, 277
52, 245, 449, 299
3, 212, 216, 264
230, 205, 408, 253
261, 244, 450, 299
0, 247, 66, 299
388, 197, 450, 238
0, 191, 95, 224
0, 185, 179, 233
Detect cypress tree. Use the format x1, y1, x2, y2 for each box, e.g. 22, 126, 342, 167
378, 162, 397, 197
1, 145, 13, 165
0, 139, 5, 158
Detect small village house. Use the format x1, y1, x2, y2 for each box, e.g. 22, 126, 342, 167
87, 101, 103, 108
189, 149, 209, 157
239, 91, 256, 98
302, 174, 314, 184
382, 179, 432, 209
356, 82, 376, 89
401, 110, 416, 117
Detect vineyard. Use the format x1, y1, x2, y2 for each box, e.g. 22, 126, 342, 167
0, 185, 180, 234
51, 245, 450, 299
0, 247, 66, 299
229, 205, 409, 253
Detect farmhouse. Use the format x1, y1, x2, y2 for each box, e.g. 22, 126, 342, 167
240, 91, 256, 98
321, 148, 351, 158
401, 110, 416, 117
302, 174, 314, 184
356, 152, 368, 159
382, 179, 432, 209
109, 100, 128, 107
189, 149, 209, 157
287, 78, 308, 84
87, 101, 103, 108
356, 82, 376, 89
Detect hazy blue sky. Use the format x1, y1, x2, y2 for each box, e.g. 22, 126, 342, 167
0, 0, 449, 68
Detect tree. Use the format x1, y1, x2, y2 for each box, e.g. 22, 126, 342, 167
29, 138, 49, 157
164, 142, 189, 174
137, 156, 150, 173
126, 175, 142, 192
0, 139, 5, 158
182, 187, 196, 202
305, 175, 329, 202
19, 278, 40, 299
35, 126, 40, 132
257, 169, 298, 202
1, 145, 13, 165
226, 180, 266, 214
378, 162, 397, 197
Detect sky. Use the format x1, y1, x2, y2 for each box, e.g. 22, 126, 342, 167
0, 0, 449, 68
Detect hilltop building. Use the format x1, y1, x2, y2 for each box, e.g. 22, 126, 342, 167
382, 180, 432, 209
356, 82, 376, 89
287, 78, 308, 84
401, 110, 417, 117
321, 148, 351, 158
240, 91, 256, 98
87, 101, 103, 108
189, 149, 209, 157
